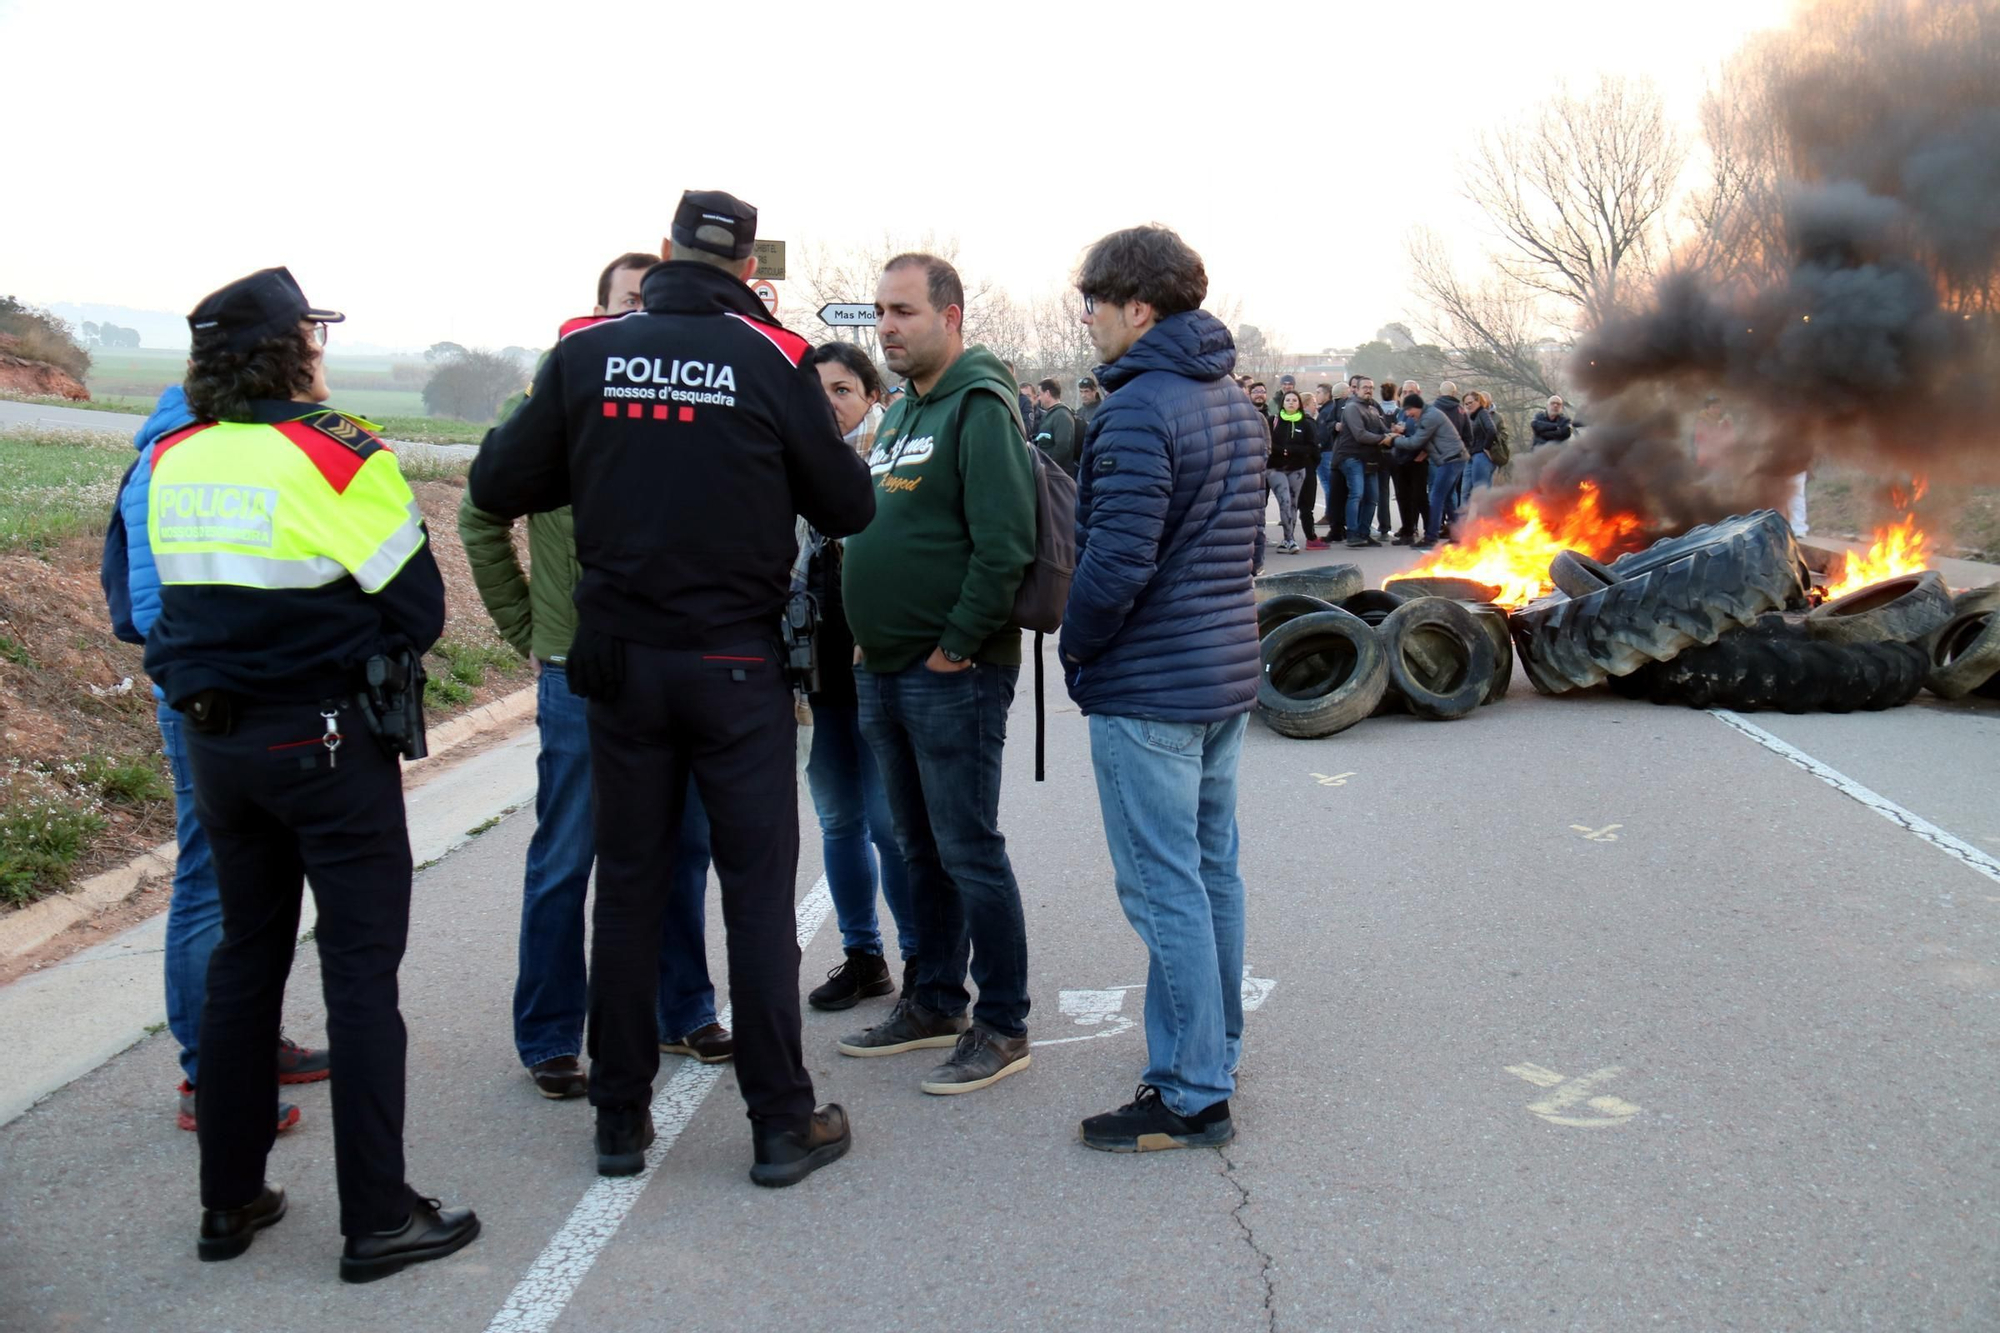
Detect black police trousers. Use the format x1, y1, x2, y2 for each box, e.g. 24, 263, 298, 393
1393, 460, 1431, 541
186, 699, 418, 1237
585, 639, 814, 1132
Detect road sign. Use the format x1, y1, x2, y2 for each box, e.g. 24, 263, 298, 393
818, 303, 878, 328
753, 239, 786, 280
751, 280, 779, 315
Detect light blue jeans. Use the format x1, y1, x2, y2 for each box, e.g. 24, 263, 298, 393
1461, 450, 1494, 508
160, 697, 222, 1084
1086, 711, 1248, 1117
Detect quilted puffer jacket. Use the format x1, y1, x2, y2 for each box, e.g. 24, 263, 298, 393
1060, 309, 1265, 722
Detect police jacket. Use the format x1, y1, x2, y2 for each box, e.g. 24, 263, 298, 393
467, 262, 875, 649
141, 401, 446, 707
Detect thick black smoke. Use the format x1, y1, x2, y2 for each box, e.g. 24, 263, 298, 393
1480, 0, 2000, 546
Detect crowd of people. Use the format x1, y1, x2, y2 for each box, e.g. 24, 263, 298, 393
1224, 373, 1581, 568
104, 196, 1274, 1280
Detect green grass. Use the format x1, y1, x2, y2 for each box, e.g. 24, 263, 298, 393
424, 675, 474, 709
0, 429, 131, 554
82, 754, 170, 808
0, 635, 30, 668
432, 638, 520, 690
0, 762, 108, 907
372, 415, 487, 445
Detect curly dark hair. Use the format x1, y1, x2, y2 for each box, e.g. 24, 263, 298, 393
801, 340, 884, 400
1075, 225, 1208, 318
184, 325, 318, 422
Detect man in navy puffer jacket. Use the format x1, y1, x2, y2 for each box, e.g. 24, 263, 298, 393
1061, 225, 1264, 1154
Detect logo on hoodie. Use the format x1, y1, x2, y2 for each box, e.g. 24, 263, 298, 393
869, 434, 934, 476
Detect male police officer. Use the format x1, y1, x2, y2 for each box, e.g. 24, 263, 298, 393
146, 267, 478, 1279
469, 190, 876, 1187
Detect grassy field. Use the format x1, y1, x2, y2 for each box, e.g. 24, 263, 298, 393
0, 429, 131, 554
83, 349, 440, 422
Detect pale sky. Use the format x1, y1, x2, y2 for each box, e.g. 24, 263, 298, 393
2, 0, 1792, 355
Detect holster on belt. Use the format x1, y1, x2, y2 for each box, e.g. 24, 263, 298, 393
182, 689, 238, 736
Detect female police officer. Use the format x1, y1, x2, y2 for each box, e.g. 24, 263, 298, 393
144, 267, 478, 1280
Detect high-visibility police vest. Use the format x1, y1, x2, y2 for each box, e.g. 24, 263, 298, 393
149, 410, 426, 596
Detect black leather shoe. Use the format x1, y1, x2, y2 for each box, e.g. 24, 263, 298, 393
596, 1103, 655, 1176
198, 1183, 286, 1261
339, 1194, 480, 1283
750, 1104, 852, 1188
529, 1055, 587, 1100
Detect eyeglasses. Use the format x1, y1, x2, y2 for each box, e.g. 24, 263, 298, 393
1081, 294, 1097, 315
311, 322, 329, 348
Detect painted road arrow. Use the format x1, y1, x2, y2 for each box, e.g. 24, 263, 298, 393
818, 303, 878, 327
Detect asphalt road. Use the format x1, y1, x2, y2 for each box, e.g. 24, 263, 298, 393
2, 543, 1997, 1332
0, 396, 479, 465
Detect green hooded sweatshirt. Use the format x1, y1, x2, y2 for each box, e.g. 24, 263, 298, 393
842, 344, 1037, 673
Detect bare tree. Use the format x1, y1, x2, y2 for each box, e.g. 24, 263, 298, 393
1406, 228, 1562, 408
1464, 74, 1687, 328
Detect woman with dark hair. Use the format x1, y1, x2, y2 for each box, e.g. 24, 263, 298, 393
1462, 389, 1499, 505
795, 342, 917, 1010
146, 267, 476, 1279
1267, 389, 1316, 554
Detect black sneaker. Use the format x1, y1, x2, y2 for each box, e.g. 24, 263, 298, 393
836, 997, 968, 1058
918, 1023, 1031, 1095
809, 949, 894, 1012
339, 1194, 480, 1283
1080, 1084, 1234, 1152
1391, 534, 1413, 546
750, 1104, 853, 1188
596, 1103, 655, 1177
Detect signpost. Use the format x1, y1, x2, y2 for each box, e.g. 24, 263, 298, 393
752, 239, 786, 279
751, 280, 779, 315
817, 303, 878, 328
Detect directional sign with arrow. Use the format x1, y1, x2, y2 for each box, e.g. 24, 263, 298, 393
818, 303, 878, 328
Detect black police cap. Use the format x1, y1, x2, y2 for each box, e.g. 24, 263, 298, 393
188, 267, 344, 353
671, 190, 758, 260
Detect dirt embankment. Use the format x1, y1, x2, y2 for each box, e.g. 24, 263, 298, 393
0, 337, 89, 401
0, 475, 532, 904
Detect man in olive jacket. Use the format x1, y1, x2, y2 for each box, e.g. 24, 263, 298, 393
459, 255, 728, 1100
835, 252, 1039, 1098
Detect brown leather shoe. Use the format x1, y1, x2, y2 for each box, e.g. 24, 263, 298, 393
660, 1022, 734, 1063
528, 1056, 587, 1099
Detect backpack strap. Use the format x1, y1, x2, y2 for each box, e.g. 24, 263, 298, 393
1034, 631, 1047, 783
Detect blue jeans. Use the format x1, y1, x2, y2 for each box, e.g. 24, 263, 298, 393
513, 662, 717, 1068
857, 660, 1024, 1036
806, 700, 916, 960
1338, 456, 1378, 543
1461, 450, 1494, 508
1316, 453, 1335, 526
1087, 712, 1247, 1117
1428, 458, 1467, 542
160, 698, 222, 1084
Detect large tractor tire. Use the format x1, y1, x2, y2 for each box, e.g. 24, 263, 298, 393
1512, 512, 1805, 694
1806, 571, 1953, 645
1380, 597, 1495, 721
1609, 614, 1927, 712
1256, 609, 1390, 739
1254, 564, 1363, 606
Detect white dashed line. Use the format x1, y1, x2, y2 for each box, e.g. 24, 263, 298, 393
1711, 709, 2000, 886
484, 875, 833, 1333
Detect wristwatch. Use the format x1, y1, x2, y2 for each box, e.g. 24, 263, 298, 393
939, 647, 969, 665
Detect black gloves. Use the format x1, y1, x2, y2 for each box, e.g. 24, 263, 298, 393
564, 620, 625, 701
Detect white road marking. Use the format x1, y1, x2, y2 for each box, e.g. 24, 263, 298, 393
484, 876, 833, 1333
1506, 1062, 1642, 1128
1034, 971, 1278, 1048
1711, 709, 2000, 887
1570, 824, 1623, 842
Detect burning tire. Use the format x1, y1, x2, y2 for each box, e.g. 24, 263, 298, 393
1923, 611, 2000, 700
1257, 609, 1389, 738
1258, 593, 1336, 641
1610, 615, 1927, 712
1806, 571, 1953, 645
1382, 576, 1500, 602
1512, 511, 1805, 693
1254, 564, 1363, 606
1381, 597, 1495, 721
1548, 550, 1617, 599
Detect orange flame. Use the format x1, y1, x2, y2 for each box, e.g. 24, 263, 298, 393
1388, 481, 1646, 607
1826, 513, 1930, 599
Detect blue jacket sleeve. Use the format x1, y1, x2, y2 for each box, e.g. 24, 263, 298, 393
1060, 404, 1173, 666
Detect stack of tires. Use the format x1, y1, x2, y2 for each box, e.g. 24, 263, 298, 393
1916, 584, 2000, 702
1512, 508, 1965, 713
1254, 573, 1513, 738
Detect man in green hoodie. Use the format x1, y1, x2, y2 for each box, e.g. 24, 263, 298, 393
836, 252, 1039, 1096
459, 251, 730, 1104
